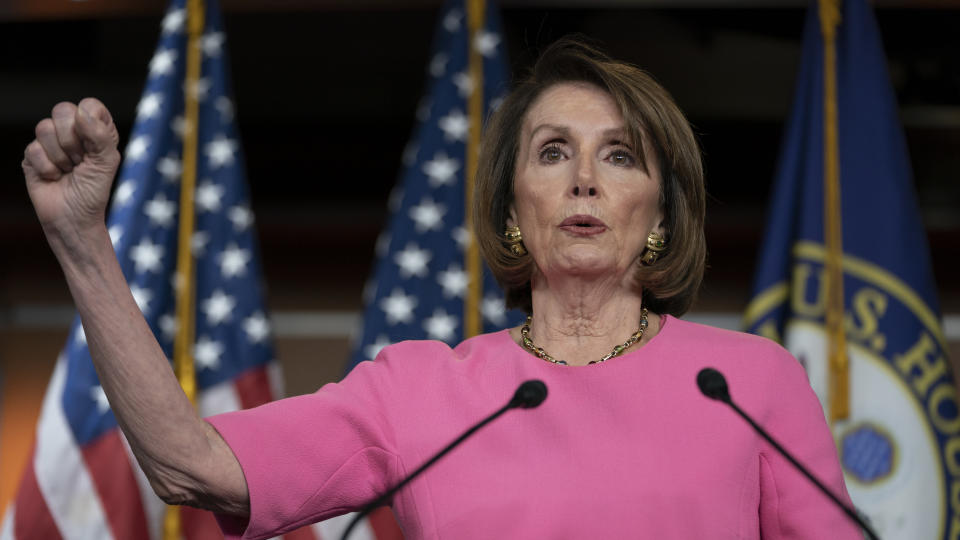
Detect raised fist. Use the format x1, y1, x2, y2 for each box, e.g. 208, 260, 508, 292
22, 98, 121, 237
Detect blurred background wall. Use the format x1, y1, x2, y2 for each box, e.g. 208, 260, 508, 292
1, 0, 958, 511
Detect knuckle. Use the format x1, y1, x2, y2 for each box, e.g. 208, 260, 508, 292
36, 161, 59, 179
35, 118, 55, 138
25, 139, 42, 157
52, 101, 77, 119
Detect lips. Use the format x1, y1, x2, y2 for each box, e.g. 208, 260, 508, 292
559, 214, 608, 235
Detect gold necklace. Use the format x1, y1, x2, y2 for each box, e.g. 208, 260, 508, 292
520, 308, 649, 366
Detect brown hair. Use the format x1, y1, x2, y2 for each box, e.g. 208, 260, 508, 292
474, 37, 706, 316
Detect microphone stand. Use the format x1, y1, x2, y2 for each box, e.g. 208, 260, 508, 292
698, 368, 881, 540
340, 380, 547, 540
724, 398, 880, 540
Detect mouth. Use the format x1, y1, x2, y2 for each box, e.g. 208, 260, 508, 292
559, 214, 608, 235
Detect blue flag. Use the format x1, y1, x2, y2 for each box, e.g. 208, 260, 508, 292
348, 0, 523, 370
745, 1, 956, 537
3, 2, 283, 537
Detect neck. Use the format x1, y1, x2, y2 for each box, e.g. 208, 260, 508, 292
519, 271, 657, 366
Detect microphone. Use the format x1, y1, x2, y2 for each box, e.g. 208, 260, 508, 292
509, 379, 548, 409
696, 368, 881, 540
340, 379, 548, 540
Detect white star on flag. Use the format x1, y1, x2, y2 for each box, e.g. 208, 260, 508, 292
423, 308, 459, 342
394, 243, 432, 278
124, 135, 150, 163
437, 263, 469, 298
157, 155, 183, 182
482, 296, 508, 326
218, 243, 251, 278
144, 193, 177, 227
364, 335, 392, 360
452, 226, 471, 250
443, 9, 463, 32
416, 98, 432, 122
74, 324, 87, 346
158, 313, 178, 341
409, 197, 446, 232
161, 8, 185, 34
185, 77, 212, 102
202, 289, 236, 325
205, 135, 238, 168
452, 71, 473, 98
430, 53, 449, 77
388, 187, 405, 212
362, 278, 377, 304
243, 312, 271, 343
422, 152, 460, 187
136, 93, 163, 120
192, 230, 210, 257
108, 225, 124, 248
228, 205, 253, 231
402, 142, 419, 166
130, 238, 164, 273
194, 335, 224, 370
375, 232, 391, 257
90, 386, 111, 414
438, 109, 469, 142
113, 180, 136, 207
215, 96, 234, 122
201, 31, 225, 57
473, 30, 501, 58
129, 284, 153, 314
196, 180, 225, 213
148, 49, 177, 77
380, 288, 418, 325
171, 115, 189, 139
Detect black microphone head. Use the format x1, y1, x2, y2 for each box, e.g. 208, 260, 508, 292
697, 368, 731, 403
510, 380, 548, 409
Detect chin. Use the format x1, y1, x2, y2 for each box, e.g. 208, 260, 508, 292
553, 251, 618, 278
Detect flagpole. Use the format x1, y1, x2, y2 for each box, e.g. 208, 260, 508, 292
818, 0, 849, 422
464, 0, 486, 339
166, 0, 204, 536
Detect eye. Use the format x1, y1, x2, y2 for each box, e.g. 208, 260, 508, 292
538, 143, 565, 163
537, 139, 567, 163
607, 148, 635, 167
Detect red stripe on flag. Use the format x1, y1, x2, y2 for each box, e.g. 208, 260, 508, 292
368, 507, 405, 540
13, 445, 63, 540
282, 524, 320, 540
234, 366, 273, 409
81, 429, 150, 539
181, 505, 225, 540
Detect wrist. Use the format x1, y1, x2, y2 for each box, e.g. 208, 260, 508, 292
44, 220, 113, 270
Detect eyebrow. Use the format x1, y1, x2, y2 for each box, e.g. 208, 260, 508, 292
528, 124, 630, 145
528, 123, 570, 143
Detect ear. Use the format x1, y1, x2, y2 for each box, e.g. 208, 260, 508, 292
652, 207, 666, 238
506, 202, 518, 228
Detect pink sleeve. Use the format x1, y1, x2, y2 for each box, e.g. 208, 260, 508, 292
205, 357, 405, 540
757, 346, 863, 539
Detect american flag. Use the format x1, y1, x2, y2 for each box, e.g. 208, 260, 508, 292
0, 1, 342, 538
347, 0, 522, 371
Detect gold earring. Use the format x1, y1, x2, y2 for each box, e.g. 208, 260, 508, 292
505, 225, 527, 256
641, 231, 666, 265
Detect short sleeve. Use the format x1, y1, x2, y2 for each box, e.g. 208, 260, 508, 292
756, 345, 863, 539
205, 357, 405, 540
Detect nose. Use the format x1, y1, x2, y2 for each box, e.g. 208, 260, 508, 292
571, 158, 599, 197
572, 185, 597, 197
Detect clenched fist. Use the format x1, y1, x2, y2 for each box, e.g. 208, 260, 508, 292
22, 98, 121, 239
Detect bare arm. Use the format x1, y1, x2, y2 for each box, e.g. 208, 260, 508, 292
22, 98, 249, 516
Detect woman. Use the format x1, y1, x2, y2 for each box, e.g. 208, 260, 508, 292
21, 39, 859, 538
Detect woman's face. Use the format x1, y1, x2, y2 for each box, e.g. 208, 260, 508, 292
510, 82, 664, 284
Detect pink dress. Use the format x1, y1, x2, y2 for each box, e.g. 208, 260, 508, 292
208, 315, 862, 539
